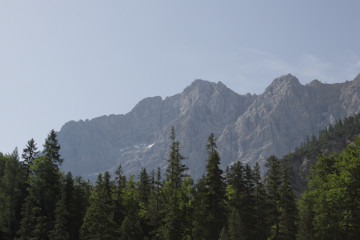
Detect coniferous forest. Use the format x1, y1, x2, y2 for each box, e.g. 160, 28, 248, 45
1, 116, 360, 240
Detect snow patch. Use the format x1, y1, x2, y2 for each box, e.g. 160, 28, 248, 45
146, 143, 155, 149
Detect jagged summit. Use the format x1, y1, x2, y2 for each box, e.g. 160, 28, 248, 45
264, 74, 301, 94
182, 79, 229, 95
58, 74, 360, 181
307, 79, 323, 87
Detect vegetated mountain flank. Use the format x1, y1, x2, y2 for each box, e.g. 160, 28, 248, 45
58, 74, 360, 180
282, 113, 360, 197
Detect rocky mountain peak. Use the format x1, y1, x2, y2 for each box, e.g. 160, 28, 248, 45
264, 74, 303, 97
58, 73, 360, 181
265, 74, 301, 93
353, 73, 360, 83
307, 79, 323, 87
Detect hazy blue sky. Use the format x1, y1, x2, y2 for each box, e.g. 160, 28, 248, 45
1, 0, 360, 154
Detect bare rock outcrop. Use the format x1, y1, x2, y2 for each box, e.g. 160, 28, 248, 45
58, 74, 360, 180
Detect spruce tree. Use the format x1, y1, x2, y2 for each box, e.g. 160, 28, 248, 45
225, 161, 253, 240
50, 190, 70, 240
22, 138, 38, 174
120, 175, 144, 240
253, 162, 270, 239
50, 172, 81, 240
265, 155, 282, 240
147, 167, 163, 239
80, 173, 117, 240
161, 127, 189, 240
43, 129, 63, 167
0, 150, 27, 240
138, 168, 152, 238
138, 167, 151, 204
113, 164, 126, 229
192, 176, 208, 239
18, 155, 61, 239
203, 133, 226, 240
278, 168, 298, 240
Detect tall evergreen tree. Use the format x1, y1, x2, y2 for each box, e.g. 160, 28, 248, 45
17, 155, 61, 240
112, 164, 126, 236
203, 133, 226, 240
137, 168, 152, 238
80, 172, 117, 240
165, 127, 188, 190
0, 150, 27, 240
147, 167, 164, 239
22, 138, 38, 174
50, 189, 70, 240
43, 130, 63, 167
119, 175, 145, 240
160, 127, 189, 240
278, 167, 298, 240
138, 167, 151, 204
265, 155, 282, 240
192, 176, 208, 239
253, 162, 270, 240
50, 172, 83, 240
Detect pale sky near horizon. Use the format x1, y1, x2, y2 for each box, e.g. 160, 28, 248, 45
1, 0, 360, 155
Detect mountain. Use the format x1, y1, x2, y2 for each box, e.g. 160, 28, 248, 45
57, 74, 360, 180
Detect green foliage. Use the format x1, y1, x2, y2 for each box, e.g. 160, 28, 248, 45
22, 139, 38, 175
2, 123, 360, 240
43, 129, 63, 167
298, 137, 360, 239
146, 167, 164, 239
80, 173, 118, 240
266, 155, 282, 239
278, 168, 298, 240
253, 163, 270, 239
0, 150, 27, 240
160, 127, 191, 240
283, 113, 360, 195
120, 175, 143, 240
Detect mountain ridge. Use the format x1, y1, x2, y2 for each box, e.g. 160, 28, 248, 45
58, 74, 360, 180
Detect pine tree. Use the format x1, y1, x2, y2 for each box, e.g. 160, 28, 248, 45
278, 167, 298, 240
265, 155, 282, 240
50, 172, 81, 240
138, 167, 151, 204
71, 176, 91, 240
203, 133, 226, 240
113, 165, 126, 232
224, 161, 244, 237
160, 127, 189, 240
228, 208, 244, 240
165, 127, 188, 190
17, 155, 61, 239
80, 172, 117, 240
253, 162, 270, 239
120, 175, 144, 240
43, 130, 63, 167
16, 194, 40, 240
192, 176, 208, 240
137, 168, 152, 238
0, 150, 27, 240
50, 190, 70, 240
147, 167, 164, 239
22, 138, 38, 174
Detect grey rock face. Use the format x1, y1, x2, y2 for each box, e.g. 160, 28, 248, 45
58, 74, 360, 180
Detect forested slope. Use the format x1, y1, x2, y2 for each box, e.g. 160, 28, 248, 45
282, 113, 360, 196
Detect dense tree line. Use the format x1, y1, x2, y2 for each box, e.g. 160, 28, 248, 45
0, 125, 359, 239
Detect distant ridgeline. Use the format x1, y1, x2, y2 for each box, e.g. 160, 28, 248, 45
281, 112, 360, 196
1, 115, 360, 239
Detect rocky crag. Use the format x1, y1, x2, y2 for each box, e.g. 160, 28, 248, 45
58, 74, 360, 180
